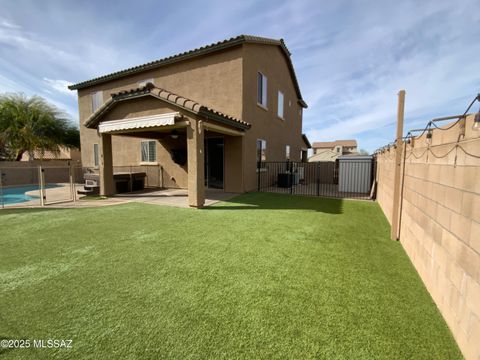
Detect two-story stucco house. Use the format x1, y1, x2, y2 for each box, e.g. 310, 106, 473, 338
69, 35, 310, 207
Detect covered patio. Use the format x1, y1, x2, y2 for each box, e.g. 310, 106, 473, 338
84, 83, 250, 208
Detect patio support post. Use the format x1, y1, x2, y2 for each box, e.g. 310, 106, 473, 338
391, 90, 405, 240
187, 119, 205, 208
100, 133, 115, 196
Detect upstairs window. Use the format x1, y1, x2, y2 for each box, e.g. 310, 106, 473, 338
91, 91, 103, 112
141, 140, 157, 163
138, 78, 154, 87
257, 72, 267, 108
256, 139, 267, 162
277, 91, 284, 119
285, 145, 290, 160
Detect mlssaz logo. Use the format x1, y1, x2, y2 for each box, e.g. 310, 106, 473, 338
33, 339, 73, 348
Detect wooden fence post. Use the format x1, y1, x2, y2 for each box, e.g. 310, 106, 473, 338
391, 90, 406, 240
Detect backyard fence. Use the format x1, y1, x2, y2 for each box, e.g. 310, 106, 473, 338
0, 162, 84, 208
257, 158, 374, 199
0, 163, 174, 208
375, 111, 480, 360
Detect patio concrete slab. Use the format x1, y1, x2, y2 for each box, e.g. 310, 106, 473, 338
2, 185, 238, 209
111, 188, 238, 208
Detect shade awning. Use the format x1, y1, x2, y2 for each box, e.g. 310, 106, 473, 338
98, 112, 180, 133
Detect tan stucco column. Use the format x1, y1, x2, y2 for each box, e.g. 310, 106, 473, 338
187, 119, 205, 208
99, 133, 115, 196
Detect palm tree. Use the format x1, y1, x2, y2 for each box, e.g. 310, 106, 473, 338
0, 93, 79, 161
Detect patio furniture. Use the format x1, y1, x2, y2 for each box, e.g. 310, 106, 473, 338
77, 172, 147, 195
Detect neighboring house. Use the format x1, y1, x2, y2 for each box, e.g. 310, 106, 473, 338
20, 146, 81, 163
309, 140, 358, 162
69, 35, 310, 207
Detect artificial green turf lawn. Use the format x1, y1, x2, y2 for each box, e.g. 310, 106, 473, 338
0, 193, 462, 359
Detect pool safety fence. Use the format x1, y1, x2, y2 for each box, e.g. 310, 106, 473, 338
0, 163, 84, 208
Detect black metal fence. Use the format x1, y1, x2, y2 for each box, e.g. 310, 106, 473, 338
257, 159, 375, 199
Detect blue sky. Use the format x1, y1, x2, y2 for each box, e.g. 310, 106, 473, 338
0, 0, 479, 152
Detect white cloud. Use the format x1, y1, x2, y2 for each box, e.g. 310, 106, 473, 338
0, 19, 21, 29
43, 78, 74, 96
295, 0, 480, 151
0, 74, 24, 93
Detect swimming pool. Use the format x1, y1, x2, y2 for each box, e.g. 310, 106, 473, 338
0, 184, 60, 205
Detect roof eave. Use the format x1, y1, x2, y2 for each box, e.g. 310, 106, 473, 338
298, 99, 308, 108
302, 134, 312, 148
198, 108, 250, 131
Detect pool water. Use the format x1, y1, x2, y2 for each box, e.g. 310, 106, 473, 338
0, 184, 60, 205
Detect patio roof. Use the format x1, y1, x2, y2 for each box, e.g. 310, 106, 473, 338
85, 83, 251, 131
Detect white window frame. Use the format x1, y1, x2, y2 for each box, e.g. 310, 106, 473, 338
141, 140, 157, 164
277, 91, 284, 119
138, 78, 154, 87
285, 145, 290, 160
91, 91, 103, 113
257, 72, 268, 108
93, 143, 99, 168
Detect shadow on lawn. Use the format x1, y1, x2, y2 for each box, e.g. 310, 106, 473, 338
205, 192, 344, 214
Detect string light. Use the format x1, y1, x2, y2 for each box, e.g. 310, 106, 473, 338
473, 111, 480, 131
374, 92, 479, 153
426, 129, 432, 144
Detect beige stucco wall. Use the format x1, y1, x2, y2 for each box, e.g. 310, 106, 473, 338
375, 114, 480, 360
241, 43, 304, 191
223, 135, 244, 193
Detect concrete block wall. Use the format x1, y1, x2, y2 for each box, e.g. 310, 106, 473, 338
375, 114, 480, 360
0, 160, 77, 186
375, 147, 396, 223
